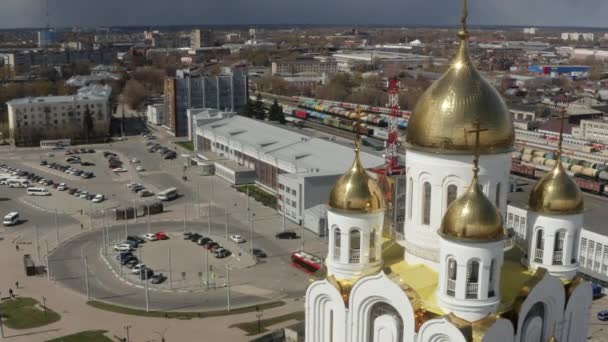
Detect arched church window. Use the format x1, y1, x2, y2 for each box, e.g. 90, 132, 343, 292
422, 182, 431, 225
349, 229, 361, 263
407, 177, 413, 220
534, 229, 544, 263
446, 184, 458, 209
333, 227, 341, 261
488, 259, 496, 297
369, 230, 376, 263
447, 257, 457, 296
495, 183, 501, 207
553, 230, 565, 265
466, 260, 480, 299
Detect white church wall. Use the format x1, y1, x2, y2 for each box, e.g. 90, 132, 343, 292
305, 279, 347, 342
562, 281, 592, 342
417, 317, 468, 342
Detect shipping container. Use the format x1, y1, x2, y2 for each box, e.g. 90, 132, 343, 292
511, 163, 535, 178
574, 175, 606, 194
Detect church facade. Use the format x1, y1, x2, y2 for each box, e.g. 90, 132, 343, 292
305, 5, 592, 342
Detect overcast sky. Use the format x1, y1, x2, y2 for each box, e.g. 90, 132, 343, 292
0, 0, 607, 29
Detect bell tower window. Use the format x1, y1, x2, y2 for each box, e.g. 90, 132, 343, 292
333, 227, 341, 261
349, 229, 361, 263
447, 258, 457, 297
422, 182, 431, 225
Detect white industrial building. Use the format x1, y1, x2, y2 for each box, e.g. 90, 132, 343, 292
186, 108, 235, 141
6, 84, 111, 146
146, 104, 165, 126
194, 116, 384, 232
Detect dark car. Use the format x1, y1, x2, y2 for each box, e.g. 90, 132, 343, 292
81, 161, 95, 166
121, 256, 138, 265
275, 231, 298, 239
150, 273, 167, 284
139, 267, 154, 280
125, 259, 139, 268
127, 236, 145, 244
214, 249, 231, 258
163, 153, 176, 160
189, 233, 202, 242
183, 232, 193, 240
203, 241, 217, 249
68, 188, 77, 195
197, 237, 211, 245
116, 252, 133, 261
253, 249, 267, 258
40, 160, 48, 166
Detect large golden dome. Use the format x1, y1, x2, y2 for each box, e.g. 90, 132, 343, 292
405, 32, 514, 154
328, 148, 385, 213
529, 162, 584, 215
439, 175, 505, 242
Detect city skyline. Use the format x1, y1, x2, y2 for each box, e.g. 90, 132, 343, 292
1, 0, 607, 29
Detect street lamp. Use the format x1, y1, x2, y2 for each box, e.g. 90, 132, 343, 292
124, 325, 132, 342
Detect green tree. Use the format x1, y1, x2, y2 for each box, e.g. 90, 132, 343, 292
268, 99, 285, 124
240, 99, 255, 118
253, 93, 266, 120
83, 107, 94, 142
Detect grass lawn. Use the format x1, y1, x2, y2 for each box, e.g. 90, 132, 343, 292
0, 297, 61, 329
87, 300, 285, 319
175, 140, 194, 151
46, 330, 112, 342
230, 311, 305, 335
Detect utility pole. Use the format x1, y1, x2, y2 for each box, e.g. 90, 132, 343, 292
197, 183, 201, 218
249, 216, 254, 254
147, 203, 151, 234
225, 211, 229, 240
282, 191, 287, 233
168, 248, 172, 289
45, 240, 50, 282
205, 248, 209, 289
54, 209, 59, 244
226, 265, 231, 312
301, 224, 305, 252
89, 201, 93, 230
0, 310, 4, 338
246, 185, 250, 213
83, 256, 90, 300
183, 199, 187, 233
124, 212, 128, 238
207, 200, 211, 234
124, 325, 131, 342
101, 223, 106, 255
34, 224, 40, 262
145, 267, 150, 312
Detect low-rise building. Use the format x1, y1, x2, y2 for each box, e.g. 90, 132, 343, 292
271, 59, 337, 76
194, 116, 384, 231
146, 104, 164, 126
573, 119, 608, 144
187, 108, 235, 141
6, 84, 111, 146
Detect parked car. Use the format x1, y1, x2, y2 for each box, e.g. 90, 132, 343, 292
139, 267, 154, 280
112, 168, 128, 173
136, 166, 146, 172
155, 232, 169, 240
116, 252, 133, 261
91, 194, 105, 203
68, 188, 77, 195
183, 232, 193, 240
150, 273, 166, 284
81, 161, 95, 166
253, 249, 267, 258
189, 233, 202, 242
598, 310, 608, 321
215, 249, 231, 258
57, 183, 68, 191
142, 233, 158, 241
125, 259, 139, 268
210, 244, 223, 253
127, 236, 145, 244
197, 237, 211, 246
113, 243, 132, 252
122, 240, 139, 248
230, 235, 246, 243
275, 231, 298, 239
204, 241, 217, 249
138, 190, 153, 197
131, 263, 146, 274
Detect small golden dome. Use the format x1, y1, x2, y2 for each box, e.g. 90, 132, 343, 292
529, 162, 584, 215
328, 149, 385, 213
406, 33, 514, 154
439, 176, 505, 242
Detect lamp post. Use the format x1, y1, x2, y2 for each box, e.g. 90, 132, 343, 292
54, 209, 59, 244
124, 325, 132, 342
249, 213, 256, 254
226, 265, 231, 312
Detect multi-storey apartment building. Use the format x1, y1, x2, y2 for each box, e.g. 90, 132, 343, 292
271, 59, 337, 76
6, 85, 112, 146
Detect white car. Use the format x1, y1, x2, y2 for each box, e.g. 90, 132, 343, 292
91, 194, 105, 203
46, 152, 54, 157
112, 168, 127, 173
79, 191, 89, 198
57, 183, 67, 191
131, 158, 140, 163
113, 243, 132, 252
142, 233, 158, 241
131, 263, 146, 274
135, 166, 145, 172
230, 235, 246, 243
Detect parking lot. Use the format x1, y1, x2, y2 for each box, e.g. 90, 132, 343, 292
0, 126, 327, 313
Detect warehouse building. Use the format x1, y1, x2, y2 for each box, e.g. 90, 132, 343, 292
194, 116, 384, 233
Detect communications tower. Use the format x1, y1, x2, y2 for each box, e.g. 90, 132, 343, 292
385, 77, 403, 175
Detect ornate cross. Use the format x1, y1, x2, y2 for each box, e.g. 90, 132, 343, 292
557, 106, 567, 158
466, 119, 488, 177
461, 0, 469, 33
354, 106, 363, 153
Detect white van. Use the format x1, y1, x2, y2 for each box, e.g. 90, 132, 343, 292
7, 178, 29, 188
26, 187, 50, 196
3, 212, 19, 226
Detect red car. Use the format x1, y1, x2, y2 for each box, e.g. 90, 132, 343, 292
155, 232, 169, 240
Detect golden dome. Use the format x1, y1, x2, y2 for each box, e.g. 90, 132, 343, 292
405, 32, 514, 155
529, 162, 584, 215
439, 175, 505, 242
328, 148, 385, 213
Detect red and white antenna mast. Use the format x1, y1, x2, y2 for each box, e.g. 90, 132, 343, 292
385, 77, 401, 175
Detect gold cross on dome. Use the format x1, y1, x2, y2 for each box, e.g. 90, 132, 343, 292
466, 119, 488, 177
557, 106, 567, 159
461, 0, 469, 33
354, 106, 363, 153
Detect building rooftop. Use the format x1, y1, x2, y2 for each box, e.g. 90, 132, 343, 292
198, 116, 384, 175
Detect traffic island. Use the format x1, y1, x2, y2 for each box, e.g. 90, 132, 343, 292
45, 330, 112, 342
0, 297, 61, 329
229, 310, 304, 335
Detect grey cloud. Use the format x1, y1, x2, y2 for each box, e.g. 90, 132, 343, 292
0, 0, 607, 28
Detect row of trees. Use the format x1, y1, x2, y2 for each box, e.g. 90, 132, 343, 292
240, 94, 286, 124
